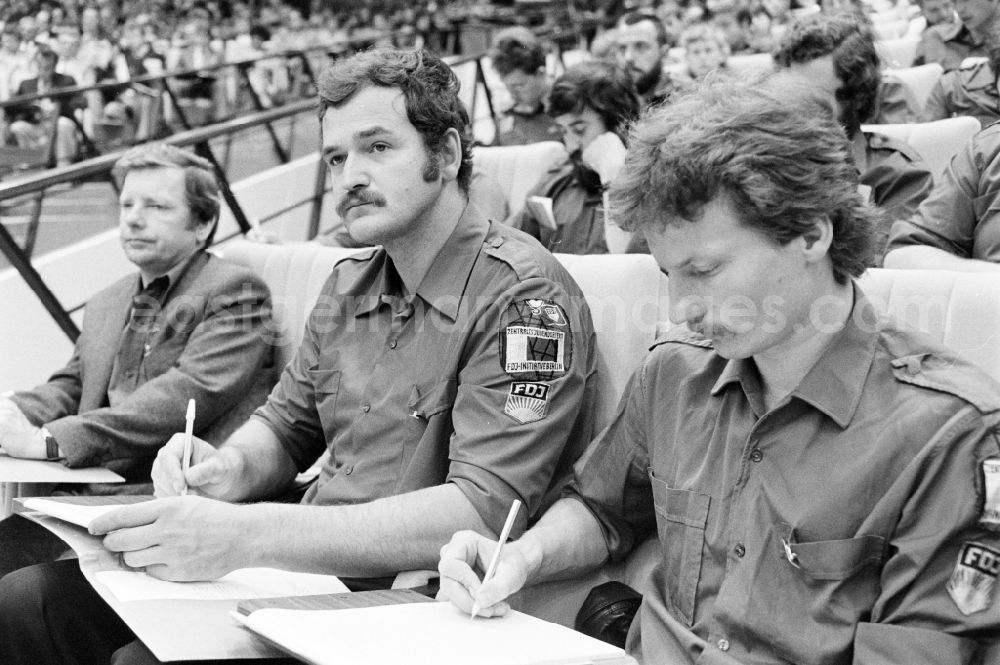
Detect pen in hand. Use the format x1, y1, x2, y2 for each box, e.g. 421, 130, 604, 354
181, 399, 195, 496
470, 499, 521, 619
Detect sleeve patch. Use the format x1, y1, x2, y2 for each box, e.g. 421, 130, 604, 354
504, 382, 550, 424
947, 542, 1000, 615
499, 299, 572, 381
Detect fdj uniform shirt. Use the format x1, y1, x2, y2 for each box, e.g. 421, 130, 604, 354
569, 287, 1000, 664
254, 205, 598, 537
888, 122, 1000, 263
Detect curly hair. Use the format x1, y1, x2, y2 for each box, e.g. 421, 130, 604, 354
491, 34, 547, 76
316, 48, 473, 193
609, 80, 877, 284
772, 12, 881, 132
113, 143, 220, 246
547, 61, 640, 138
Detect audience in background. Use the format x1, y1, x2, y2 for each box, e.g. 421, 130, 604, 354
615, 12, 679, 106
6, 45, 83, 165
914, 0, 996, 70
490, 29, 559, 146
509, 61, 640, 254
885, 120, 1000, 269
920, 13, 1000, 126
774, 12, 934, 263
677, 23, 731, 81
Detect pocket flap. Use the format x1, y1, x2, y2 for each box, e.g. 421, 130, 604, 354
407, 379, 457, 418
307, 368, 341, 395
649, 471, 710, 529
784, 532, 886, 581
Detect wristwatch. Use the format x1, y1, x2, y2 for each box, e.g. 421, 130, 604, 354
39, 426, 61, 460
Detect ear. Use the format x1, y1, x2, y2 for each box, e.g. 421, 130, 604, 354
193, 218, 214, 245
438, 127, 463, 183
799, 217, 833, 264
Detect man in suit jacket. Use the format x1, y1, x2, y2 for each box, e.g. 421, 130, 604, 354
6, 45, 85, 165
0, 143, 277, 575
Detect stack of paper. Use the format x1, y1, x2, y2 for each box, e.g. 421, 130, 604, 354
236, 599, 631, 665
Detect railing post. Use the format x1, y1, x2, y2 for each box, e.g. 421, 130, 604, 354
0, 219, 79, 341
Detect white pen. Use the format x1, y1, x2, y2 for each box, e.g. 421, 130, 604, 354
181, 398, 195, 496
470, 499, 521, 619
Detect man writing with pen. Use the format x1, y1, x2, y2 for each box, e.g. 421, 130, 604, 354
439, 81, 1000, 663
0, 47, 599, 665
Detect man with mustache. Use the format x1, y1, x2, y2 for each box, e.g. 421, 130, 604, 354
0, 48, 598, 665
509, 60, 640, 254
440, 79, 1000, 665
0, 143, 276, 576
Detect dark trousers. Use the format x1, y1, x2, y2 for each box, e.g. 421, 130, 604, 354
0, 559, 297, 665
0, 514, 72, 577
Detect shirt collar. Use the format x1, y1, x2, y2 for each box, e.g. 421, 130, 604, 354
711, 283, 878, 428
353, 204, 489, 321
138, 249, 203, 300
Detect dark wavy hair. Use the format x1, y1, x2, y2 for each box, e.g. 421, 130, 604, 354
113, 143, 220, 246
618, 11, 669, 47
547, 61, 640, 138
609, 80, 877, 284
772, 12, 881, 133
316, 48, 473, 193
492, 35, 547, 76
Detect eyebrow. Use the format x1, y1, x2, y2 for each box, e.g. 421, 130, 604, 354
322, 125, 394, 157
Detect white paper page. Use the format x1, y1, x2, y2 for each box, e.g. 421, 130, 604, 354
22, 498, 126, 528
0, 454, 124, 484
526, 196, 558, 231
97, 567, 349, 602
240, 602, 629, 665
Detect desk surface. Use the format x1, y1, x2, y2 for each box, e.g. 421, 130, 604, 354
0, 452, 124, 483
17, 503, 282, 662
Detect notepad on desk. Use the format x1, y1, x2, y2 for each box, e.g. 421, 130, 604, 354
234, 593, 630, 665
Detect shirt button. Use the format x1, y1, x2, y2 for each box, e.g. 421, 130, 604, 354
388, 339, 397, 349
717, 638, 730, 652
361, 403, 371, 413
490, 237, 504, 248
344, 464, 354, 475
750, 449, 763, 463
734, 543, 746, 558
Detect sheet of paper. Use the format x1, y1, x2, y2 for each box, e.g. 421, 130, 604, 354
526, 195, 558, 231
0, 452, 124, 484
22, 497, 129, 528
238, 601, 630, 665
97, 567, 349, 602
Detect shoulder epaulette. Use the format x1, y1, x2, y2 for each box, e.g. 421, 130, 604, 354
890, 352, 1000, 414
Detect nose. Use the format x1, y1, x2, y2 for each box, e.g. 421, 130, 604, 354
339, 153, 370, 192
121, 203, 143, 227
667, 281, 708, 328
562, 133, 581, 155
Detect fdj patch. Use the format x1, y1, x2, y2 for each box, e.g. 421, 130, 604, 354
505, 382, 550, 424
499, 299, 572, 381
947, 542, 1000, 615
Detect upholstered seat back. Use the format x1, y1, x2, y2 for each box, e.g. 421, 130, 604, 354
862, 116, 979, 177
473, 141, 567, 217
860, 268, 1000, 382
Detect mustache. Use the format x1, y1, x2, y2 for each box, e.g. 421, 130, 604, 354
336, 190, 386, 218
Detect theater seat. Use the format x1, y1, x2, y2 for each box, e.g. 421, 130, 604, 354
473, 141, 567, 217
862, 116, 980, 176
880, 63, 944, 112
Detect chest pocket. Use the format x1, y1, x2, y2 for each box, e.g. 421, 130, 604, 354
649, 470, 710, 627
407, 379, 456, 422
308, 367, 341, 443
